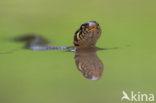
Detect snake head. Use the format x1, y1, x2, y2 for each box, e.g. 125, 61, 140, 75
73, 21, 101, 46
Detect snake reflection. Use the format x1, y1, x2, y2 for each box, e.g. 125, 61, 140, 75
74, 47, 104, 81
14, 34, 104, 81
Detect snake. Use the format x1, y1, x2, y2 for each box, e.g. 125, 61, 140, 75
15, 21, 102, 51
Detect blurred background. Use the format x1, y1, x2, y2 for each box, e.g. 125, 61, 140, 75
0, 0, 156, 103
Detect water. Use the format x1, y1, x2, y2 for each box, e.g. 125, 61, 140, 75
1, 39, 155, 103
0, 0, 156, 103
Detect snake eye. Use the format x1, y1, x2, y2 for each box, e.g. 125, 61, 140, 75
80, 26, 84, 30
96, 23, 99, 26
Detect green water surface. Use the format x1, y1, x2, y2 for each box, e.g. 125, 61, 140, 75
0, 0, 156, 103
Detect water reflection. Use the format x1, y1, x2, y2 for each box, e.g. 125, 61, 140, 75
14, 34, 104, 81
74, 47, 104, 81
